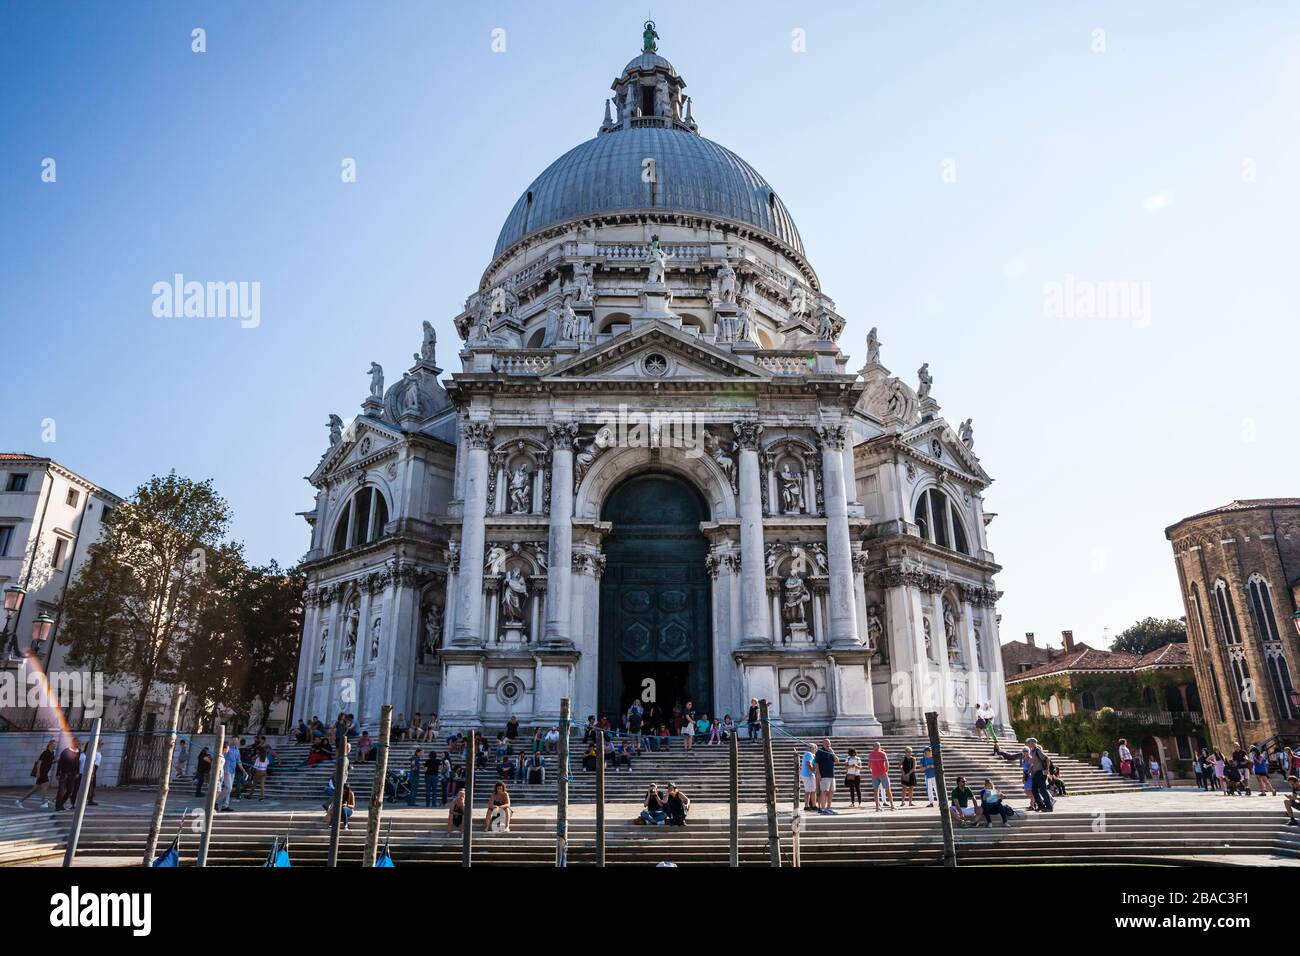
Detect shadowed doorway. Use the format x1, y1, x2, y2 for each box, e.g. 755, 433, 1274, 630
599, 473, 711, 722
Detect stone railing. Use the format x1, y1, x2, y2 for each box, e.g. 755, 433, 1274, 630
1097, 708, 1204, 726
753, 353, 813, 376
594, 242, 709, 262
492, 351, 554, 375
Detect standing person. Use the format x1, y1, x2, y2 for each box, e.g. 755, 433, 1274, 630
844, 748, 863, 807
814, 739, 838, 814
1253, 748, 1276, 795
921, 746, 938, 807
173, 738, 191, 781
1212, 751, 1226, 792
899, 746, 917, 807
799, 743, 818, 811
1117, 738, 1134, 778
217, 740, 240, 812
981, 704, 999, 742
54, 738, 81, 812
80, 743, 103, 806
626, 700, 643, 751
1025, 737, 1053, 812
746, 698, 761, 740
251, 748, 270, 801
1191, 751, 1205, 790
407, 748, 423, 807
16, 739, 57, 809
867, 742, 894, 811
424, 750, 440, 807
194, 746, 212, 798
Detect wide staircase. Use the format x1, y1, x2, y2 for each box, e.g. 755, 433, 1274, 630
7, 804, 1299, 867
201, 731, 1144, 808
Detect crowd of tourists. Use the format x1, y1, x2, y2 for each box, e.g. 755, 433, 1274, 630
14, 737, 102, 812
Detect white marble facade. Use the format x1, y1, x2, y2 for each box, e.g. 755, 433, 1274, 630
291, 38, 1011, 736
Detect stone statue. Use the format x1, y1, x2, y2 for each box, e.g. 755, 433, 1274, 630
973, 621, 983, 668
886, 380, 907, 418
573, 426, 615, 485
508, 464, 531, 513
401, 372, 419, 413
420, 320, 437, 363
959, 418, 974, 448
370, 617, 381, 660
944, 604, 957, 651
816, 308, 836, 342
866, 327, 881, 365
705, 431, 737, 491
556, 296, 579, 341
764, 544, 781, 576
782, 573, 809, 626
646, 235, 669, 285
917, 363, 933, 401
501, 567, 527, 623
368, 362, 384, 399
423, 605, 442, 659
490, 286, 509, 316
327, 414, 343, 447
734, 306, 760, 346
571, 262, 594, 303
779, 465, 804, 514
342, 603, 359, 664
485, 545, 509, 575
654, 79, 669, 118
923, 617, 933, 658
807, 543, 829, 574
318, 627, 328, 665
866, 605, 883, 652
788, 278, 810, 319
716, 257, 737, 303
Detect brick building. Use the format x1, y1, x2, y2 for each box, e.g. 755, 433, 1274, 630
1166, 499, 1300, 749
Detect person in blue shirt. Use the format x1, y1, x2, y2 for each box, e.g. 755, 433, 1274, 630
921, 746, 938, 807
800, 744, 818, 811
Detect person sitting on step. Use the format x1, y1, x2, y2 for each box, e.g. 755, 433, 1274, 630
484, 782, 511, 832
978, 778, 1013, 826
664, 783, 690, 826
638, 783, 667, 825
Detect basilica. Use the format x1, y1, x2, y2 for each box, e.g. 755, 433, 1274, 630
290, 31, 1011, 736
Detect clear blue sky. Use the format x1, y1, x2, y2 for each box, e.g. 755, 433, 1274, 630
3, 2, 1297, 652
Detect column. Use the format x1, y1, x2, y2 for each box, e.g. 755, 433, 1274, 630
817, 424, 859, 648
734, 422, 768, 647
544, 424, 576, 647
453, 420, 493, 646
292, 594, 318, 721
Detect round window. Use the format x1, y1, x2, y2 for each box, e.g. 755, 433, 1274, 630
643, 353, 669, 376
791, 678, 816, 703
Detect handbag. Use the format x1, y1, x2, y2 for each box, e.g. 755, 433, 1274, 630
1120, 759, 1132, 775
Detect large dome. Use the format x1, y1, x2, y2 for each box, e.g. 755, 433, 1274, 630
492, 125, 805, 259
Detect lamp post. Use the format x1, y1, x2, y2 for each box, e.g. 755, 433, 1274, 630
30, 612, 54, 658
2, 584, 26, 658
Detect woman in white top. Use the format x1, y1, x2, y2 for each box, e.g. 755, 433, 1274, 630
251, 751, 270, 801
844, 749, 863, 807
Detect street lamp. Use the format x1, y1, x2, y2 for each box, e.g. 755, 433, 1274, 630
30, 612, 55, 657
2, 584, 26, 657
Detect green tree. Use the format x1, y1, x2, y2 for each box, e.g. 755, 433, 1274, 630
1111, 616, 1187, 657
232, 560, 305, 732
59, 473, 233, 731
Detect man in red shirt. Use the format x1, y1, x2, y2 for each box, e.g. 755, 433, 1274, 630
867, 742, 894, 811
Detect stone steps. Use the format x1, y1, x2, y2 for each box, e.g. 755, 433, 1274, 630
6, 803, 1290, 867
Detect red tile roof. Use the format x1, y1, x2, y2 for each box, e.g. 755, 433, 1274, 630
1166, 498, 1300, 536
1135, 641, 1191, 668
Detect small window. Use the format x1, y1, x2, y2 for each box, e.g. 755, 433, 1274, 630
66, 488, 79, 507
1080, 690, 1097, 711
6, 473, 28, 492
52, 537, 68, 571
1175, 736, 1192, 760
0, 525, 13, 557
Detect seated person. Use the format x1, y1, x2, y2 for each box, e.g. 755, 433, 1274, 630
354, 732, 373, 764
615, 741, 633, 770
544, 727, 561, 753
978, 778, 1013, 826
638, 784, 667, 825
322, 782, 356, 830
498, 753, 519, 781
582, 745, 598, 773
949, 776, 978, 827
446, 789, 466, 833
1283, 776, 1300, 826
484, 782, 511, 832
525, 753, 546, 785
664, 783, 690, 826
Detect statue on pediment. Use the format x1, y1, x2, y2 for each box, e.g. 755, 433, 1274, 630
959, 418, 974, 448
368, 363, 384, 399
420, 321, 437, 363
646, 235, 669, 285
917, 363, 933, 401
716, 257, 737, 303
866, 327, 881, 365
327, 414, 343, 447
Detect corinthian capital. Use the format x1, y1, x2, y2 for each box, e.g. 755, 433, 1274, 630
548, 422, 579, 451
461, 420, 495, 449
815, 423, 848, 451
732, 421, 764, 451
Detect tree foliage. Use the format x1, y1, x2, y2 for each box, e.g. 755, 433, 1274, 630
58, 472, 303, 732
1111, 616, 1187, 656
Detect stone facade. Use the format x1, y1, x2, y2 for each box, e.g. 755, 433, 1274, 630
1166, 499, 1300, 749
291, 38, 1010, 736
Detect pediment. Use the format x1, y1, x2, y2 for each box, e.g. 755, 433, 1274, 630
310, 418, 403, 484
543, 323, 770, 383
903, 419, 989, 483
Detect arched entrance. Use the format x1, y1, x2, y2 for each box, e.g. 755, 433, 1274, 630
599, 472, 712, 722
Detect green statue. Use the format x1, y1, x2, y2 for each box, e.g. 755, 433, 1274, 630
642, 20, 658, 53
